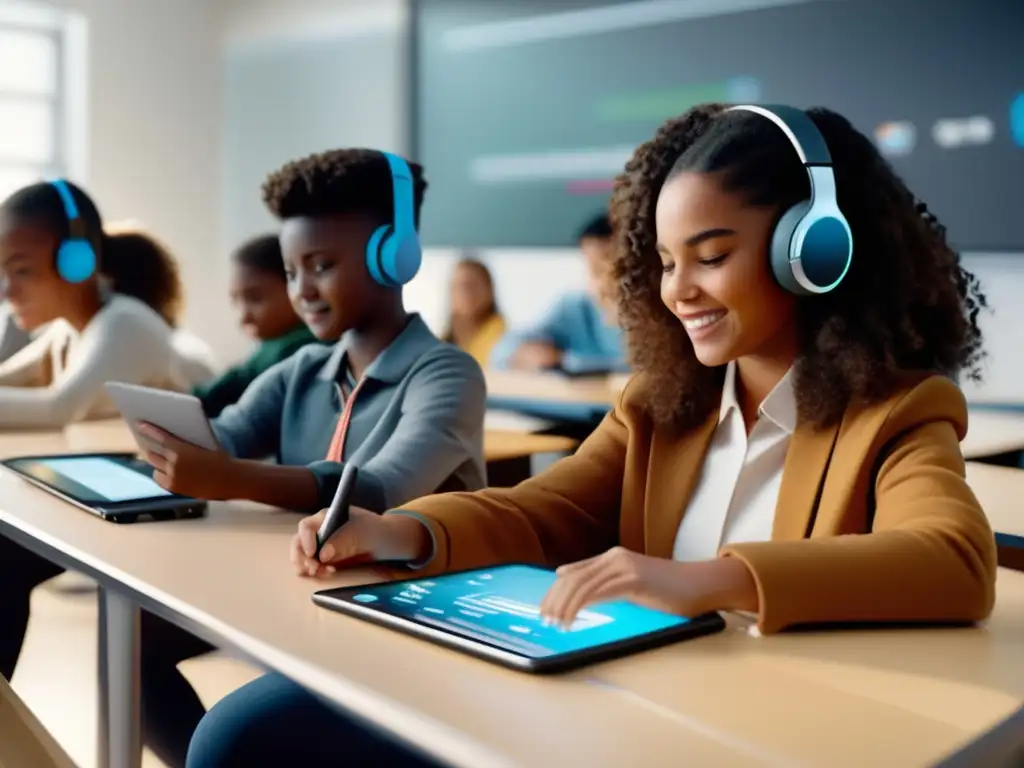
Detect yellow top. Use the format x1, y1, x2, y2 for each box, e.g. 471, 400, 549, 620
460, 314, 506, 368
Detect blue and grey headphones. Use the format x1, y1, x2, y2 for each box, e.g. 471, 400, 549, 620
365, 152, 422, 287
727, 105, 853, 296
49, 179, 97, 284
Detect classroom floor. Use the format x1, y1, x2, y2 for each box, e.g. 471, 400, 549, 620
9, 572, 261, 768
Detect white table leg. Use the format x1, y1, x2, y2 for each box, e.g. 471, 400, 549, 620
97, 588, 141, 768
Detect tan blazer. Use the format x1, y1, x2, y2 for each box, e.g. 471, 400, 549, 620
0, 675, 75, 768
398, 373, 997, 634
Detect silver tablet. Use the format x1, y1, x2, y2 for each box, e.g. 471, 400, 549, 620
104, 381, 220, 451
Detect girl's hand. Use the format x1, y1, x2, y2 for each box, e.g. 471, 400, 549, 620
539, 547, 758, 628
138, 423, 239, 500
290, 508, 431, 578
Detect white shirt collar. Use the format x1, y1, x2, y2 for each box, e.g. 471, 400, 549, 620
718, 361, 798, 434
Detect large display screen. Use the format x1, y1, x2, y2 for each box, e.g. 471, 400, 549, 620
413, 0, 1024, 250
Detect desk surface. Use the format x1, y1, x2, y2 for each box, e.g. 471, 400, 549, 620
0, 459, 1022, 766
966, 461, 1024, 539
58, 420, 578, 465
487, 371, 1024, 460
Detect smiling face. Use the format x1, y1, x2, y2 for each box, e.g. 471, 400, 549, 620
0, 215, 79, 331
279, 214, 383, 341
655, 171, 799, 368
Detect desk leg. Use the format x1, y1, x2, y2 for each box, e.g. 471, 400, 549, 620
97, 588, 142, 768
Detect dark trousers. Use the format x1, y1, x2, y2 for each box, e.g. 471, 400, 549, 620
186, 672, 442, 767
0, 534, 214, 768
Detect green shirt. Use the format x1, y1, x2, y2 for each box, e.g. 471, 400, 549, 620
194, 324, 318, 417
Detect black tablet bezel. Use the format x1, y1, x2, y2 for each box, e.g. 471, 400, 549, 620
312, 564, 726, 673
1, 452, 207, 523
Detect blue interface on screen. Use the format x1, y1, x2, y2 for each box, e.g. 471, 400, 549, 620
41, 458, 170, 502
349, 564, 690, 658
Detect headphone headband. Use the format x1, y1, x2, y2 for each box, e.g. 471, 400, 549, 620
383, 152, 415, 233
723, 105, 852, 296
727, 104, 833, 167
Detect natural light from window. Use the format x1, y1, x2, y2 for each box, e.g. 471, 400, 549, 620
0, 2, 66, 201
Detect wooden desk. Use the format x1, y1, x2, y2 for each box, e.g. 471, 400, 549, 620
596, 568, 1024, 767
966, 462, 1024, 571
485, 370, 622, 422
2, 474, 1022, 768
60, 419, 578, 467
963, 410, 1024, 462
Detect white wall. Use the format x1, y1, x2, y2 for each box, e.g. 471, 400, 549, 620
216, 0, 1024, 403
46, 0, 236, 358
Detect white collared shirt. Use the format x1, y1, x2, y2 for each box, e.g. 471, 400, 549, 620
672, 361, 797, 562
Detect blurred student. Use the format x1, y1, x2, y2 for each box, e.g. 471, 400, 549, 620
0, 181, 213, 429
101, 221, 219, 386
490, 212, 626, 373
193, 233, 317, 417
190, 104, 997, 765
0, 179, 227, 763
128, 148, 487, 766
441, 255, 505, 367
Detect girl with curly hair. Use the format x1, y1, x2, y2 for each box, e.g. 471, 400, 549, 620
189, 106, 998, 764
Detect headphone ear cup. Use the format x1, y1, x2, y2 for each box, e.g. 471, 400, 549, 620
365, 225, 390, 286
387, 235, 422, 286
56, 239, 97, 284
769, 202, 812, 295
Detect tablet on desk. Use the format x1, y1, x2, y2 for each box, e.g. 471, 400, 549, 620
1, 452, 207, 523
104, 381, 219, 451
313, 563, 725, 673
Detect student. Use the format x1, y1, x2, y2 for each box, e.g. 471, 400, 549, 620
490, 212, 627, 373
127, 148, 486, 767
99, 221, 219, 386
187, 104, 997, 766
0, 180, 213, 429
441, 255, 505, 367
192, 233, 317, 417
0, 180, 223, 761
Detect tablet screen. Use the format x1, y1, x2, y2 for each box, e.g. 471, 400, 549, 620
7, 455, 171, 504
338, 564, 691, 659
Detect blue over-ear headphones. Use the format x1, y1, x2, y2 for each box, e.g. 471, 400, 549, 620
727, 105, 853, 296
48, 179, 97, 284
365, 152, 423, 287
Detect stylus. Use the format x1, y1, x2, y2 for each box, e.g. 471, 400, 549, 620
314, 463, 359, 560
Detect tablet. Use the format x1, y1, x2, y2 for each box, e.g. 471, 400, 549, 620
312, 563, 725, 673
104, 381, 219, 451
1, 452, 207, 523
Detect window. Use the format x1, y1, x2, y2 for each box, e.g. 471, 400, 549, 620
0, 3, 66, 201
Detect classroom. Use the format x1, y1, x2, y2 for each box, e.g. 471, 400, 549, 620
1, 0, 1023, 766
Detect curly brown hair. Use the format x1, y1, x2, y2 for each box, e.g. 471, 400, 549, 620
101, 224, 184, 328
262, 148, 427, 228
610, 103, 987, 432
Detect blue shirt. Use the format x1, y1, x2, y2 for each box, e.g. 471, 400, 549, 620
490, 293, 627, 372
211, 314, 487, 513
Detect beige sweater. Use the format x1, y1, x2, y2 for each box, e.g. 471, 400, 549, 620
0, 293, 214, 429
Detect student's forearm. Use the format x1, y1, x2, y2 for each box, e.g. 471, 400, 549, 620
225, 460, 320, 511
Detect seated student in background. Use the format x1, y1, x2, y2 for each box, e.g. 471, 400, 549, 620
0, 180, 227, 762
127, 148, 487, 767
101, 221, 220, 386
441, 254, 505, 367
490, 212, 626, 373
188, 104, 997, 766
0, 180, 213, 429
193, 232, 317, 417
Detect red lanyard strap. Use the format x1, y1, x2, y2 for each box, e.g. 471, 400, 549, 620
325, 378, 367, 462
